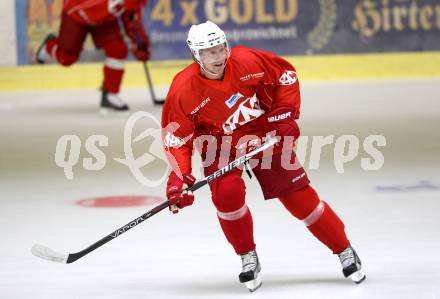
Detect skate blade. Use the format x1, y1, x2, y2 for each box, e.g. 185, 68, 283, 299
99, 108, 129, 117
244, 275, 262, 292
349, 269, 366, 284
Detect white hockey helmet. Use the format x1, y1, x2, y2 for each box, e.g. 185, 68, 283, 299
186, 21, 229, 64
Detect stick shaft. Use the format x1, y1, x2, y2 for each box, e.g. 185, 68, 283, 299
143, 63, 165, 105
37, 138, 276, 263
66, 200, 170, 263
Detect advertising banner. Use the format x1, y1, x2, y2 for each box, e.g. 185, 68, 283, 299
16, 0, 440, 64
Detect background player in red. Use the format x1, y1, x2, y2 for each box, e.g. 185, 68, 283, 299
36, 0, 150, 112
162, 21, 366, 292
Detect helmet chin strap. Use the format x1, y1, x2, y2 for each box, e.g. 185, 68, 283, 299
199, 62, 223, 78
197, 49, 230, 78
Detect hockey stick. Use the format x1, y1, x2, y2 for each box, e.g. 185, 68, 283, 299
143, 62, 165, 105
115, 16, 164, 105
31, 137, 277, 264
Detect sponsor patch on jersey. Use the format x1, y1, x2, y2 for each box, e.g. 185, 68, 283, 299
292, 172, 306, 183
225, 92, 244, 108
239, 72, 265, 82
267, 111, 292, 123
191, 97, 211, 115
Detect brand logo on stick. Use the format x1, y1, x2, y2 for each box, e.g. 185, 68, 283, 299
110, 216, 144, 238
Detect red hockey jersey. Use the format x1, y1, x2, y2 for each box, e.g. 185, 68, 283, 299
64, 0, 145, 25
161, 46, 301, 175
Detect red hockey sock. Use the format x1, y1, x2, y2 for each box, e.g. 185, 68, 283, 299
103, 65, 124, 93
307, 201, 349, 254
46, 39, 57, 58
46, 39, 78, 66
218, 208, 256, 254
279, 185, 349, 254
210, 173, 255, 254
102, 39, 127, 93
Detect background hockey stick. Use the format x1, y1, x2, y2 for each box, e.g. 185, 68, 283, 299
143, 62, 165, 105
115, 17, 165, 105
31, 137, 277, 264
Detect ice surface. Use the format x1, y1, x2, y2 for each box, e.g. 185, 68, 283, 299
1, 80, 439, 298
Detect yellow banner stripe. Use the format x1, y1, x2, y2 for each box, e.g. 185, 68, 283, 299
1, 52, 439, 91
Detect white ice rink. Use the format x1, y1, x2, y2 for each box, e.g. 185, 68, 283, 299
1, 79, 439, 298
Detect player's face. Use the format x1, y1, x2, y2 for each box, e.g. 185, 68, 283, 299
199, 44, 228, 78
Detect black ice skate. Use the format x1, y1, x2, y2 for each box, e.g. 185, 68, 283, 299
36, 33, 56, 64
338, 244, 366, 284
239, 250, 262, 292
100, 91, 129, 113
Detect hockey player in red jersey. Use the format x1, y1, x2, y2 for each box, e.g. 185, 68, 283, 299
162, 21, 366, 292
36, 0, 150, 112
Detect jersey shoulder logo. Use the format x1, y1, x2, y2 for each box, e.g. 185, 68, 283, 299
279, 70, 297, 85
108, 0, 124, 15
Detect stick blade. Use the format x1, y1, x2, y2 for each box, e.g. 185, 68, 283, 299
31, 244, 68, 263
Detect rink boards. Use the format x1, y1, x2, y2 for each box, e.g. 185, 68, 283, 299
1, 51, 440, 91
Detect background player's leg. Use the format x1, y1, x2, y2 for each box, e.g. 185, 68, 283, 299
36, 13, 87, 66
92, 21, 129, 112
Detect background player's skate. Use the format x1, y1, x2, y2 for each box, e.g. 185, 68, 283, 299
100, 90, 129, 114
35, 33, 56, 64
